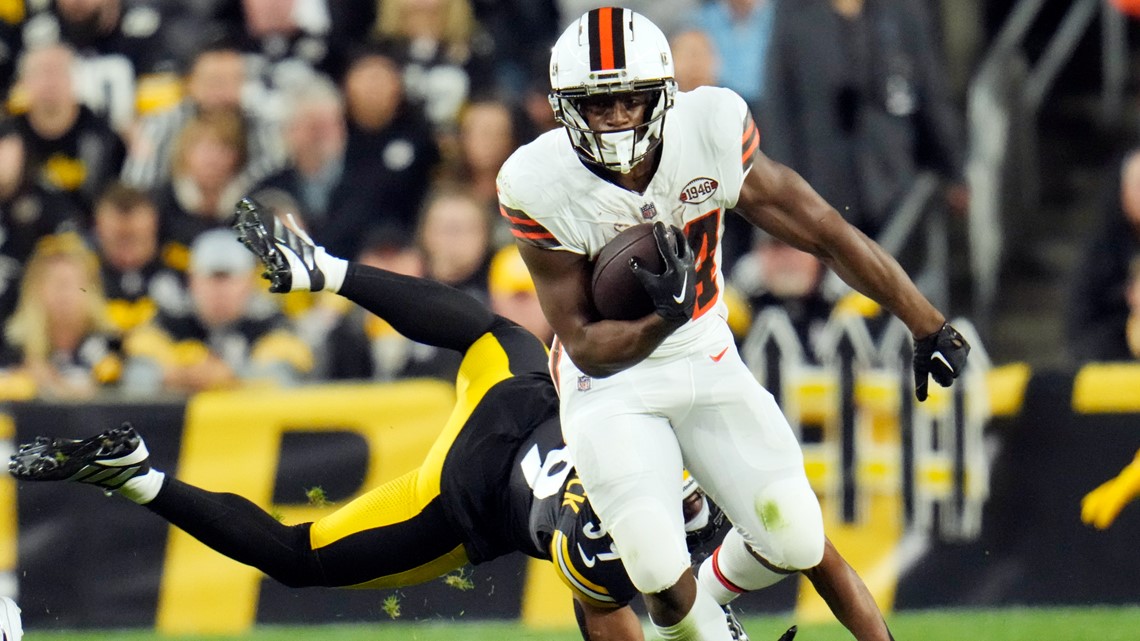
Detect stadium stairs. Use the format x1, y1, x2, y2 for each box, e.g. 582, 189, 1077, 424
983, 92, 1132, 370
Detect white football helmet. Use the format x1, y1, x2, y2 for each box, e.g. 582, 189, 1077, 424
549, 7, 676, 174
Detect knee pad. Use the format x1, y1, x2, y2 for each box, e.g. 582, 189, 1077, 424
746, 476, 824, 571
606, 500, 690, 593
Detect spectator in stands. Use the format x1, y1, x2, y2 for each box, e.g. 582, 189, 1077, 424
469, 0, 558, 95
417, 188, 493, 302
514, 57, 559, 143
251, 76, 349, 246
255, 74, 426, 259
670, 29, 719, 92
731, 230, 833, 359
0, 123, 82, 321
372, 0, 494, 134
154, 109, 249, 252
0, 12, 23, 90
121, 44, 285, 190
1128, 255, 1140, 358
13, 0, 229, 129
487, 244, 553, 346
341, 47, 439, 230
12, 42, 126, 215
0, 233, 122, 399
93, 183, 187, 333
122, 228, 312, 393
323, 226, 461, 381
690, 0, 775, 111
763, 0, 967, 238
446, 98, 515, 210
1067, 151, 1140, 362
236, 0, 376, 82
21, 0, 202, 77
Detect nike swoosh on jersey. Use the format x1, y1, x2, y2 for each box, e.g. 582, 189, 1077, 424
577, 543, 597, 568
672, 273, 688, 304
710, 346, 729, 362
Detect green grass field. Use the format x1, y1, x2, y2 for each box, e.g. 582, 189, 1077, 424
23, 607, 1140, 641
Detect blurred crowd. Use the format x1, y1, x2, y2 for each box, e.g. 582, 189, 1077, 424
0, 0, 983, 399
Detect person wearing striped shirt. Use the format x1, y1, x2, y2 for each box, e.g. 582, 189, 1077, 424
120, 45, 284, 191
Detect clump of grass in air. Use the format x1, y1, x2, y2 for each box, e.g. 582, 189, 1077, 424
381, 594, 401, 619
443, 569, 474, 591
305, 486, 330, 508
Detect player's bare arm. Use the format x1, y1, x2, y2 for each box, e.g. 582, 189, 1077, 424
517, 241, 680, 377
734, 150, 945, 339
735, 150, 970, 400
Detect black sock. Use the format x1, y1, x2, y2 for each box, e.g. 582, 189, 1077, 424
338, 263, 495, 353
146, 477, 328, 587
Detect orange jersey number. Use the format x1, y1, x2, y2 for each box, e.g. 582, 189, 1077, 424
684, 208, 721, 320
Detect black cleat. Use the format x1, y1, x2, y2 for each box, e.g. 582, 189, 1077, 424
9, 423, 150, 490
724, 604, 751, 641
776, 625, 797, 641
233, 197, 326, 293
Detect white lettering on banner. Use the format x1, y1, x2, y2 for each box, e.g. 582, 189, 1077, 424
740, 311, 993, 540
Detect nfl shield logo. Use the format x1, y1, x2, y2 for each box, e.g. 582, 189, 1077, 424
577, 375, 592, 392
640, 202, 658, 220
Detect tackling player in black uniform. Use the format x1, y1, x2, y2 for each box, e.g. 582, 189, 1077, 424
10, 201, 759, 641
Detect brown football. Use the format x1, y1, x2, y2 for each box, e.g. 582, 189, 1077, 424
590, 223, 664, 320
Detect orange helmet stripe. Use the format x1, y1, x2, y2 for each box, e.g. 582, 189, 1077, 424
588, 7, 626, 71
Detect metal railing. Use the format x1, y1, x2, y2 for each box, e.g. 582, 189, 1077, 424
740, 310, 992, 541
821, 172, 948, 312
965, 0, 1128, 334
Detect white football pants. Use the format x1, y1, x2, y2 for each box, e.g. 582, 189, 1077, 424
554, 322, 824, 593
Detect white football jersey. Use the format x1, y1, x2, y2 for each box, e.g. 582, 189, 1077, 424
497, 86, 760, 358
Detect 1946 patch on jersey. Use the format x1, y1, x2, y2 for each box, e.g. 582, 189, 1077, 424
679, 177, 719, 204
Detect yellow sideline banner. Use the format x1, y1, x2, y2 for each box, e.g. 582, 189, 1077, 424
156, 381, 455, 634
8, 362, 1140, 631
0, 414, 15, 582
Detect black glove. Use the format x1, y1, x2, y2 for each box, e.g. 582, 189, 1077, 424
777, 625, 798, 641
630, 222, 696, 324
913, 322, 970, 402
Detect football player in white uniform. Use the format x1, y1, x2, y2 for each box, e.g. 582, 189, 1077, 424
498, 7, 970, 641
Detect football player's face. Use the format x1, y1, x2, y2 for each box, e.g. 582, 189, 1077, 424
578, 92, 652, 131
